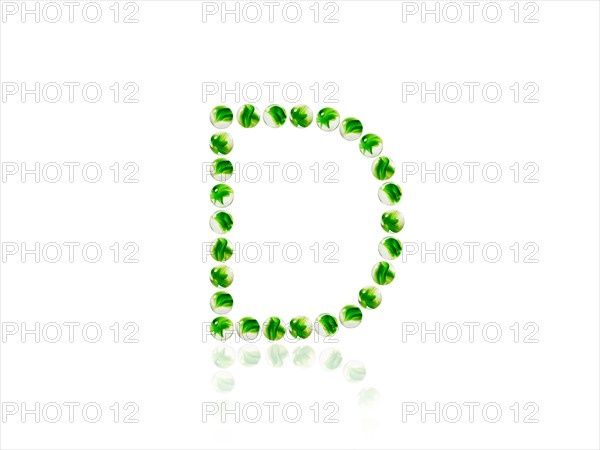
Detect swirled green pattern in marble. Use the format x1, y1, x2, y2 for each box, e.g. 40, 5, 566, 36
209, 211, 234, 234
289, 316, 313, 340
315, 313, 338, 337
358, 286, 382, 310
316, 107, 340, 131
339, 305, 363, 328
359, 133, 383, 157
378, 237, 402, 260
210, 132, 234, 155
210, 316, 234, 341
381, 210, 404, 233
237, 317, 260, 341
210, 158, 233, 182
290, 105, 313, 128
372, 156, 395, 180
210, 265, 234, 288
263, 104, 287, 128
378, 182, 402, 205
210, 291, 233, 314
211, 238, 233, 262
372, 261, 395, 285
263, 316, 285, 341
210, 106, 233, 129
237, 104, 260, 128
340, 117, 363, 141
210, 183, 234, 207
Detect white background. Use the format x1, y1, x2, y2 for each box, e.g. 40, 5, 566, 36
1, 1, 599, 449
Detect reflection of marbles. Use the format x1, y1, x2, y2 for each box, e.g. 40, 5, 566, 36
359, 133, 383, 157
378, 237, 402, 260
210, 184, 234, 207
289, 316, 313, 340
381, 210, 404, 233
237, 104, 260, 128
372, 261, 395, 285
319, 348, 343, 370
263, 317, 285, 341
290, 105, 314, 128
378, 182, 402, 205
210, 316, 234, 341
238, 344, 261, 367
210, 132, 234, 155
316, 107, 340, 131
314, 313, 339, 337
210, 291, 233, 315
212, 371, 235, 392
266, 344, 288, 368
344, 360, 366, 382
372, 156, 395, 181
210, 158, 233, 182
340, 117, 363, 141
358, 388, 380, 409
293, 346, 316, 368
212, 345, 235, 368
339, 305, 363, 328
209, 211, 233, 234
210, 265, 234, 288
358, 286, 382, 310
263, 104, 287, 128
210, 106, 233, 129
237, 317, 260, 341
211, 238, 233, 262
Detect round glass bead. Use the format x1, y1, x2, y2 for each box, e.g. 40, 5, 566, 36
210, 106, 233, 129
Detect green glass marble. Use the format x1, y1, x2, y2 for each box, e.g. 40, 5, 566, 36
210, 316, 234, 341
289, 316, 312, 340
237, 317, 260, 341
293, 346, 316, 368
263, 104, 287, 128
263, 317, 285, 341
344, 361, 366, 382
210, 211, 234, 234
372, 261, 395, 285
210, 158, 233, 182
358, 286, 382, 310
211, 238, 233, 262
210, 184, 234, 207
212, 345, 236, 368
210, 132, 234, 155
210, 265, 234, 288
210, 106, 233, 129
266, 344, 288, 368
238, 344, 261, 367
339, 305, 363, 328
316, 107, 340, 131
212, 371, 235, 392
340, 117, 363, 141
378, 237, 402, 260
372, 156, 395, 180
319, 348, 343, 370
290, 105, 313, 128
381, 210, 404, 233
210, 291, 233, 315
359, 133, 383, 157
315, 313, 338, 337
237, 104, 260, 128
378, 182, 402, 205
